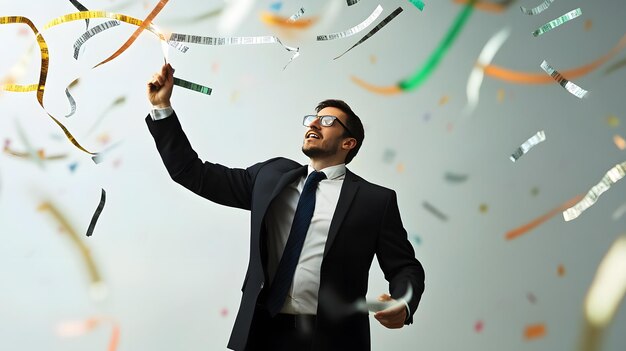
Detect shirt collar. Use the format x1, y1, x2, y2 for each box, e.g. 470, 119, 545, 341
307, 164, 346, 180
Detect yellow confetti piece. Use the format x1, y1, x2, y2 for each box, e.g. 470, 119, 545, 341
396, 163, 405, 173
370, 54, 377, 64
607, 115, 620, 128
438, 95, 449, 106
497, 88, 505, 102
479, 203, 488, 213
614, 135, 626, 150
584, 19, 592, 31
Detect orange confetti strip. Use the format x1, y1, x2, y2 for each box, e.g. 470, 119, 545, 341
557, 263, 566, 277
259, 11, 317, 29
484, 32, 626, 84
453, 0, 506, 13
524, 323, 546, 340
350, 75, 401, 95
505, 194, 584, 241
614, 135, 626, 150
94, 0, 169, 68
58, 317, 120, 351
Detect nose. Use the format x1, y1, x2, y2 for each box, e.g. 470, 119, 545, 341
308, 117, 322, 129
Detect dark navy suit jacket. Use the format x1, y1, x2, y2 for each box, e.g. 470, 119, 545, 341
146, 113, 425, 351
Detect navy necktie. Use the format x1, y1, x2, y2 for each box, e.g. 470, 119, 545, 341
266, 170, 327, 316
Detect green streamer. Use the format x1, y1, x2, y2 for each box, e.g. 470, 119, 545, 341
407, 0, 425, 11
398, 0, 476, 91
173, 77, 212, 95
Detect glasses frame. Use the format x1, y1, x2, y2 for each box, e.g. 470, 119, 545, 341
303, 115, 354, 137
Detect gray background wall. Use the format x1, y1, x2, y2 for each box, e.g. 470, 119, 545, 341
0, 0, 625, 350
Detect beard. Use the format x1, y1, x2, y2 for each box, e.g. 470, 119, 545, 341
302, 138, 341, 159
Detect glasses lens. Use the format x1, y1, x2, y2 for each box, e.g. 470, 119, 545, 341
320, 116, 335, 127
303, 115, 316, 126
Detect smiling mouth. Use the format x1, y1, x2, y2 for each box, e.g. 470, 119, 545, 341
306, 131, 321, 140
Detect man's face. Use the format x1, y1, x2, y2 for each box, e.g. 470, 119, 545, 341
302, 107, 350, 160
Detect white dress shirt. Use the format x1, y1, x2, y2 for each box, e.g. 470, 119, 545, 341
265, 164, 345, 315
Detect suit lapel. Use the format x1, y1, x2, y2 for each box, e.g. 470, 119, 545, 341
323, 169, 360, 258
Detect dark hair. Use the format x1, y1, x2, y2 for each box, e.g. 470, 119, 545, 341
315, 99, 364, 165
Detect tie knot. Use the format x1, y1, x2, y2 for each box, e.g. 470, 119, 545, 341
306, 171, 326, 187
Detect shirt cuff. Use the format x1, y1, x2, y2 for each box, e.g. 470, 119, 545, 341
150, 106, 174, 121
400, 299, 411, 322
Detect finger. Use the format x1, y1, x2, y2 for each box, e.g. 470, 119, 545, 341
378, 293, 391, 302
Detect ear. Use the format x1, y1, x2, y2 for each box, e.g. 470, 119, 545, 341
342, 137, 357, 151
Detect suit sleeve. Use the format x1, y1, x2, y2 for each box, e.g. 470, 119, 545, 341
376, 190, 425, 325
145, 112, 266, 210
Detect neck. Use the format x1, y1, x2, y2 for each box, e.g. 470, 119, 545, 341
309, 157, 345, 171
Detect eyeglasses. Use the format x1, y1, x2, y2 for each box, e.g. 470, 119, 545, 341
303, 115, 354, 136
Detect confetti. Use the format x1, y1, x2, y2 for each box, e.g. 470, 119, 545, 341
64, 78, 80, 117
454, 0, 514, 13
86, 189, 106, 237
269, 1, 282, 12
612, 202, 626, 221
333, 7, 404, 60
439, 95, 449, 105
173, 77, 212, 95
613, 135, 626, 150
483, 33, 626, 84
505, 194, 584, 240
69, 0, 90, 29
352, 0, 477, 95
584, 19, 592, 31
57, 317, 120, 351
317, 5, 383, 41
407, 0, 425, 11
606, 115, 620, 127
73, 20, 121, 59
355, 285, 412, 313
288, 7, 305, 22
465, 27, 511, 115
474, 320, 484, 333
259, 10, 316, 29
520, 0, 556, 16
3, 141, 67, 161
540, 60, 588, 98
396, 163, 405, 173
347, 0, 361, 6
557, 264, 565, 277
532, 8, 581, 37
563, 162, 626, 221
497, 88, 505, 102
604, 58, 626, 76
38, 201, 105, 297
583, 236, 626, 328
479, 203, 488, 213
530, 186, 540, 196
168, 33, 299, 69
382, 149, 396, 163
423, 201, 448, 221
444, 172, 468, 183
510, 130, 546, 162
524, 323, 546, 340
527, 292, 537, 304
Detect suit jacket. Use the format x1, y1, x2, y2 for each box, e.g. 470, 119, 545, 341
146, 113, 425, 351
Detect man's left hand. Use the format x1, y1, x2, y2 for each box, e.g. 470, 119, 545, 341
373, 293, 407, 329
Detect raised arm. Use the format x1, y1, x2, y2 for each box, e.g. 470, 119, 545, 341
145, 64, 262, 210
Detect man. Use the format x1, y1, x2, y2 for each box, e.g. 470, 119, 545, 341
146, 63, 425, 351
